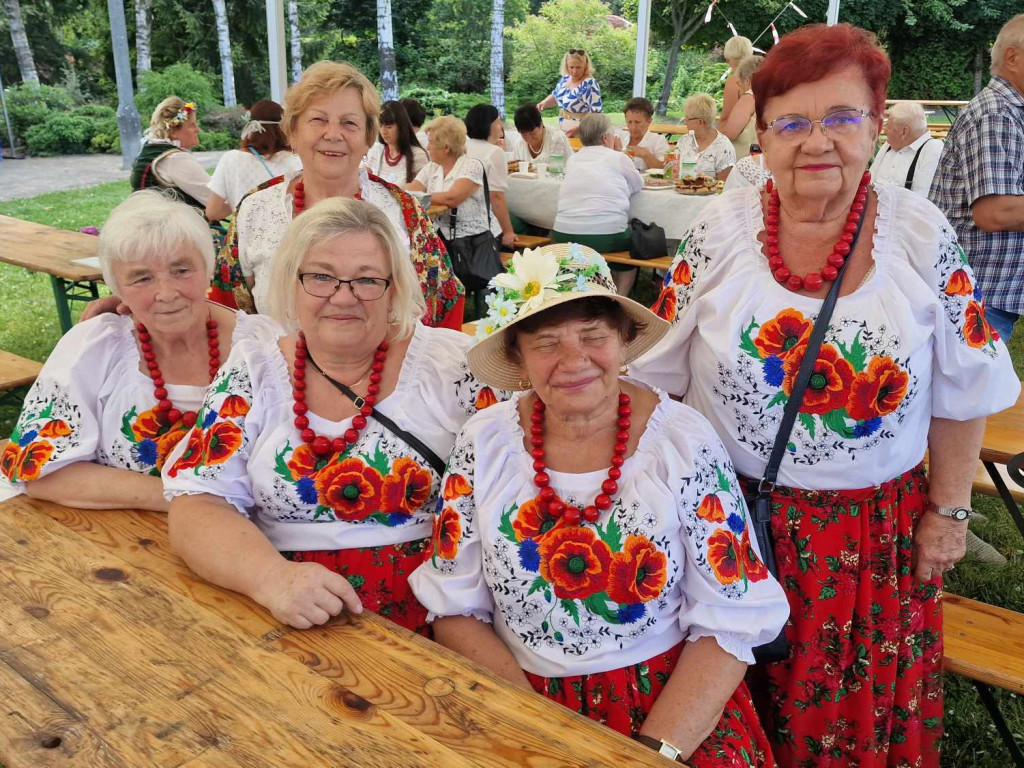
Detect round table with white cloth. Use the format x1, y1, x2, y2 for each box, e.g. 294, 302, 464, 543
506, 174, 715, 241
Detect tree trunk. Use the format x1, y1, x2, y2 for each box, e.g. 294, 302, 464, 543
376, 0, 398, 101
211, 0, 236, 106
135, 0, 151, 74
3, 0, 39, 84
489, 0, 505, 118
973, 48, 984, 96
106, 0, 143, 168
656, 28, 683, 116
655, 2, 703, 117
288, 0, 301, 83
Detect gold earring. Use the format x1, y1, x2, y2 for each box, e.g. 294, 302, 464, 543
518, 377, 531, 389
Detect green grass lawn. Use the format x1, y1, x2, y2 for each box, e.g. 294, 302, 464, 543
1, 182, 1022, 765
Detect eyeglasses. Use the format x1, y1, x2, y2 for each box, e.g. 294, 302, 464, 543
299, 273, 391, 301
567, 49, 586, 55
766, 109, 873, 141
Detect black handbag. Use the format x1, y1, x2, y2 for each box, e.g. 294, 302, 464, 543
746, 206, 867, 664
439, 165, 504, 293
628, 217, 669, 260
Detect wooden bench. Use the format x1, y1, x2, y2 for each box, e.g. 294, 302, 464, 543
944, 594, 1024, 765
512, 234, 552, 250
0, 350, 42, 392
602, 251, 674, 271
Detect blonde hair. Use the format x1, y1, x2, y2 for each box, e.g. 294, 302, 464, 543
991, 13, 1024, 75
724, 36, 753, 64
148, 96, 195, 139
267, 197, 425, 340
560, 50, 595, 79
98, 190, 215, 295
736, 54, 763, 84
425, 115, 467, 157
683, 93, 718, 125
282, 61, 380, 148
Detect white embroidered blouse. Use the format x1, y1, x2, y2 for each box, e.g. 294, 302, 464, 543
162, 324, 505, 551
0, 311, 283, 500
631, 185, 1021, 491
675, 131, 737, 177
408, 384, 790, 677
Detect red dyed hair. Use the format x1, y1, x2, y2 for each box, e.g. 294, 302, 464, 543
752, 23, 891, 129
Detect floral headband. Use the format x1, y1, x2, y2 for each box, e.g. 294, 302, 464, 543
474, 244, 616, 341
166, 102, 197, 129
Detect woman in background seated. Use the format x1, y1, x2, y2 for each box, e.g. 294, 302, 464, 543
0, 191, 281, 508
551, 113, 643, 296
131, 97, 212, 211
509, 103, 573, 166
675, 94, 736, 181
206, 99, 303, 221
364, 100, 428, 185
464, 103, 516, 249
615, 97, 669, 171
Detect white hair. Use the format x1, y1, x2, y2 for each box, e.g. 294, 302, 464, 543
887, 101, 927, 133
98, 190, 215, 295
266, 196, 425, 340
577, 113, 613, 147
992, 14, 1024, 75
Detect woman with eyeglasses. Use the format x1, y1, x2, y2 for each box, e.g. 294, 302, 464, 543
164, 197, 505, 634
634, 24, 1019, 767
674, 93, 736, 182
536, 49, 602, 138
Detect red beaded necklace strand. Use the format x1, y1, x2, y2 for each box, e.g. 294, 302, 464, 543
764, 170, 871, 292
530, 392, 631, 526
292, 179, 362, 216
292, 331, 389, 457
137, 317, 220, 428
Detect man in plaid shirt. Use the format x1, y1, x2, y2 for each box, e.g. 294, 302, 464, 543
930, 14, 1024, 342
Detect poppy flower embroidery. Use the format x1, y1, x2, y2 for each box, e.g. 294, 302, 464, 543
782, 343, 855, 415
474, 387, 498, 410
287, 443, 320, 480
168, 428, 205, 477
707, 528, 743, 585
154, 422, 190, 469
846, 356, 909, 421
964, 300, 999, 348
130, 407, 165, 441
606, 535, 668, 604
697, 493, 727, 523
739, 530, 769, 582
202, 421, 244, 466
314, 458, 384, 521
37, 419, 72, 439
433, 505, 462, 560
652, 285, 678, 322
0, 441, 20, 480
381, 456, 433, 516
512, 494, 567, 541
443, 473, 472, 500
672, 259, 692, 286
944, 268, 973, 296
538, 526, 612, 600
218, 394, 250, 418
12, 441, 55, 482
754, 308, 812, 359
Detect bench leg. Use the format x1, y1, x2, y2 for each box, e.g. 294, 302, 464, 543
973, 681, 1024, 767
984, 460, 1024, 542
49, 277, 101, 335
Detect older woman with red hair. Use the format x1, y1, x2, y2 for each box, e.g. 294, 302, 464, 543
633, 24, 1020, 767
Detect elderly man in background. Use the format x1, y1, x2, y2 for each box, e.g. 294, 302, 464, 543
930, 13, 1024, 342
870, 101, 943, 195
615, 97, 669, 171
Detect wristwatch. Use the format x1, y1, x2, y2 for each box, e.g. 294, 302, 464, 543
930, 504, 972, 521
636, 734, 685, 763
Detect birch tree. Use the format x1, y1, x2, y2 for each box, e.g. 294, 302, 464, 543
3, 0, 39, 84
211, 0, 236, 106
376, 0, 398, 101
489, 0, 505, 117
135, 0, 151, 73
288, 0, 301, 82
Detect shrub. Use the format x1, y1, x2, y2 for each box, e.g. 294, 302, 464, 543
3, 83, 75, 143
71, 105, 116, 120
195, 130, 236, 151
136, 64, 223, 124
90, 130, 122, 155
202, 106, 248, 134
400, 86, 485, 118
24, 113, 95, 156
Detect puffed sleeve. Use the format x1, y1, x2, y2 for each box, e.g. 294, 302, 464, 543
672, 420, 790, 663
161, 341, 266, 515
1, 315, 122, 493
408, 423, 495, 623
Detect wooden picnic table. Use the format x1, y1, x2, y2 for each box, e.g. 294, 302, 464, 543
649, 123, 688, 138
0, 495, 666, 768
0, 214, 103, 335
979, 391, 1024, 542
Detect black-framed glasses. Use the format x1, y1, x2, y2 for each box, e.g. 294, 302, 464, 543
299, 273, 391, 301
767, 109, 873, 141
567, 48, 586, 55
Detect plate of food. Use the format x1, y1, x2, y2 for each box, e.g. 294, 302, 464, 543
643, 177, 674, 190
509, 171, 539, 179
674, 174, 719, 195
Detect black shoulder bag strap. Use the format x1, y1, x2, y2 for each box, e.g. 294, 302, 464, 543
750, 198, 868, 663
447, 160, 492, 241
303, 351, 447, 477
903, 138, 934, 190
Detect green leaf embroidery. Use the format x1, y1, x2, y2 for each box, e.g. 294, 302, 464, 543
798, 412, 816, 440
596, 515, 623, 552
119, 406, 138, 443
637, 664, 652, 695
819, 584, 837, 600
715, 463, 732, 494
361, 443, 391, 477
561, 598, 581, 626
820, 409, 855, 439
738, 316, 761, 359
836, 330, 866, 373
273, 441, 293, 482
498, 502, 518, 543
583, 592, 620, 623
213, 370, 236, 394
37, 401, 54, 422
527, 575, 548, 596
768, 390, 788, 409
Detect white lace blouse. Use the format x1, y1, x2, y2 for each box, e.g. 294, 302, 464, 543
408, 384, 790, 677
414, 156, 501, 240
207, 149, 303, 209
162, 324, 505, 551
0, 311, 283, 501
675, 131, 736, 177
631, 185, 1021, 491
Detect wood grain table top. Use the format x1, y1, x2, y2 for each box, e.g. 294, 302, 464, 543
982, 392, 1024, 465
0, 496, 666, 767
943, 593, 1024, 695
0, 215, 103, 283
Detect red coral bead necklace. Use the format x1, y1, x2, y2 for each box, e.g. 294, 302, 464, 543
530, 392, 631, 526
137, 316, 220, 428
293, 178, 362, 215
292, 331, 389, 457
764, 170, 871, 292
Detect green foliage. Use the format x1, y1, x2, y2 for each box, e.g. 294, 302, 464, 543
23, 112, 95, 155
399, 86, 487, 118
888, 38, 975, 100
3, 84, 75, 143
201, 107, 249, 134
508, 0, 637, 105
70, 105, 116, 120
135, 63, 223, 122
195, 130, 237, 151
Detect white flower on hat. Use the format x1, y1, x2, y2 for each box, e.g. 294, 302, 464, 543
492, 248, 568, 315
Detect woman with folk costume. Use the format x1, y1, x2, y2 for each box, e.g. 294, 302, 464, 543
131, 97, 213, 211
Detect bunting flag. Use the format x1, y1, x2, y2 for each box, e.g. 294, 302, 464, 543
728, 21, 738, 36
771, 22, 780, 44
704, 0, 716, 24
752, 46, 767, 54
789, 2, 807, 18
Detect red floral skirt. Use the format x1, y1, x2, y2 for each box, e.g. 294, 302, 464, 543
748, 464, 942, 767
284, 538, 430, 636
525, 643, 775, 767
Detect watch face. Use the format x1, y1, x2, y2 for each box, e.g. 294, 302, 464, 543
953, 508, 970, 521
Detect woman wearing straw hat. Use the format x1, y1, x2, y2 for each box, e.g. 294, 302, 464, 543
409, 243, 788, 766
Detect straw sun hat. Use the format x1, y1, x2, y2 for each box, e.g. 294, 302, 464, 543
467, 243, 670, 391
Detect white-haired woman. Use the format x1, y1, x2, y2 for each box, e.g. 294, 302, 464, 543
551, 113, 644, 295
163, 197, 504, 633
719, 55, 763, 160
536, 49, 603, 138
675, 94, 736, 182
131, 97, 213, 210
0, 191, 282, 508
720, 36, 754, 124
